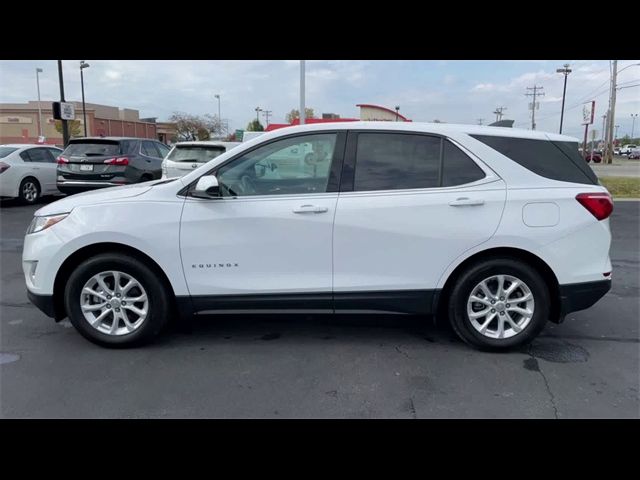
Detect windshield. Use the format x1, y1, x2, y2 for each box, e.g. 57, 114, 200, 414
63, 141, 121, 157
0, 147, 18, 158
167, 145, 226, 163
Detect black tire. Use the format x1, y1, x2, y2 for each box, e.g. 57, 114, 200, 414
19, 177, 40, 205
448, 257, 550, 351
64, 253, 171, 348
140, 174, 153, 183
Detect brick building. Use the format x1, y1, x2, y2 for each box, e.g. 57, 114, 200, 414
0, 101, 176, 146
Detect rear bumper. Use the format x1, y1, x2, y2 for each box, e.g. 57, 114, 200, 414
57, 180, 131, 194
559, 279, 611, 317
27, 289, 62, 320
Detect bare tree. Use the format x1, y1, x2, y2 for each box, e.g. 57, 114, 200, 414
170, 112, 221, 141
285, 108, 315, 123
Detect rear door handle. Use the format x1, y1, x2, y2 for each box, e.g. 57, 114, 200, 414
449, 197, 485, 206
293, 205, 328, 214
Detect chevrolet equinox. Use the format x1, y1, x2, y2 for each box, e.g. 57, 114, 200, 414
23, 122, 613, 349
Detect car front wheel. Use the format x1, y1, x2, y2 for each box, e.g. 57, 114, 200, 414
64, 253, 170, 347
448, 257, 550, 350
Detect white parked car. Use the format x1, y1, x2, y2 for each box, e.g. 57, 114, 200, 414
23, 122, 613, 350
0, 144, 63, 204
161, 141, 241, 179
620, 144, 637, 155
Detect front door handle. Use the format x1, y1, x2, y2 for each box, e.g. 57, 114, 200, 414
293, 205, 328, 214
449, 197, 485, 206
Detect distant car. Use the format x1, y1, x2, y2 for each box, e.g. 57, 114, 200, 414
584, 151, 602, 163
56, 137, 171, 195
161, 141, 241, 179
629, 148, 640, 160
620, 144, 637, 155
0, 144, 63, 204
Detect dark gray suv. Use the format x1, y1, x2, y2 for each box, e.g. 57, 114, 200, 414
56, 137, 171, 195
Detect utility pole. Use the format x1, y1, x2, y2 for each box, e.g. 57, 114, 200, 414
604, 61, 618, 164
601, 114, 607, 150
525, 85, 545, 130
35, 68, 43, 140
57, 60, 69, 147
214, 94, 221, 138
493, 106, 507, 122
632, 114, 638, 139
556, 64, 572, 134
477, 118, 485, 125
262, 109, 272, 127
299, 60, 306, 125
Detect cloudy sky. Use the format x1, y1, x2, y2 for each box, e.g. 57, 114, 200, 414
1, 60, 639, 139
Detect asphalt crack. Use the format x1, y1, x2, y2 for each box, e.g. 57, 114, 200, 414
395, 345, 411, 359
527, 344, 559, 419
408, 398, 417, 419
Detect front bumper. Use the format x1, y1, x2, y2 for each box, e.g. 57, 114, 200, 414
559, 279, 611, 318
27, 290, 62, 320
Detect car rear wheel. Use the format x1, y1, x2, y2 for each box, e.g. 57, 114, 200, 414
64, 253, 170, 347
448, 257, 550, 350
19, 177, 40, 204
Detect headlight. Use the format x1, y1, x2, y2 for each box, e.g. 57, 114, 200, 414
27, 213, 69, 234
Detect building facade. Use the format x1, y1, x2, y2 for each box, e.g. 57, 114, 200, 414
0, 101, 176, 146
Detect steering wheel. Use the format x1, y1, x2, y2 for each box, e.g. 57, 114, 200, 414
239, 174, 257, 194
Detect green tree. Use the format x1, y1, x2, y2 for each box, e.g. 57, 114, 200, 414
285, 108, 315, 123
54, 119, 82, 137
246, 120, 264, 132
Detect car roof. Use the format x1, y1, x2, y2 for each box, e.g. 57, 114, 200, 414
260, 121, 580, 143
67, 137, 145, 142
174, 141, 240, 146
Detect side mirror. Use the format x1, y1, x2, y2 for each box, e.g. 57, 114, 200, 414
192, 175, 220, 199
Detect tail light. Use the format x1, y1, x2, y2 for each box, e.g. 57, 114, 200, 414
56, 156, 69, 165
0, 161, 9, 174
103, 157, 129, 166
576, 192, 614, 220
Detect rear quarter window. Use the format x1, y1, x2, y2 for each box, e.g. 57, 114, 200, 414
471, 135, 598, 185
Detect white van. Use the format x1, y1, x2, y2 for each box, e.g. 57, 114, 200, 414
161, 141, 241, 179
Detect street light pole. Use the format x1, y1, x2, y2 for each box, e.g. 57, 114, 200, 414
556, 64, 572, 134
395, 106, 400, 122
214, 94, 221, 138
80, 61, 90, 137
300, 60, 306, 125
632, 114, 638, 139
255, 106, 262, 124
57, 60, 69, 147
35, 68, 43, 140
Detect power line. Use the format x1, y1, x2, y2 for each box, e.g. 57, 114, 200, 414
493, 106, 507, 122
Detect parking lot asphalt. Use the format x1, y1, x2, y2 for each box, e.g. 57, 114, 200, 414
1, 197, 638, 418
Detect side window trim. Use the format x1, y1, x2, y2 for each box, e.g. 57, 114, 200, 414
180, 131, 347, 198
341, 130, 491, 193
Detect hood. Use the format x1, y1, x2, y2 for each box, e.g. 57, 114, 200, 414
36, 183, 153, 216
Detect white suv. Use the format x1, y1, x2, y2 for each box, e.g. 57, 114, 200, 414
23, 122, 613, 350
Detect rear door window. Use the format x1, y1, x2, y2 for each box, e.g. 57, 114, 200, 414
22, 148, 54, 163
471, 135, 597, 185
354, 133, 441, 191
141, 141, 160, 158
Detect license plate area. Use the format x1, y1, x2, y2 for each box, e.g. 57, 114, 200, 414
79, 164, 94, 171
